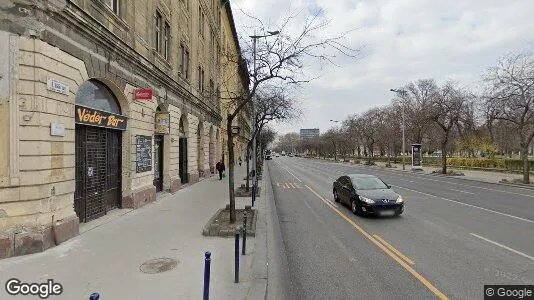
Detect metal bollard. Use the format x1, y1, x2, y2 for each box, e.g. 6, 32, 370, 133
252, 184, 256, 207
203, 251, 211, 300
234, 231, 240, 283
89, 293, 100, 300
242, 214, 248, 254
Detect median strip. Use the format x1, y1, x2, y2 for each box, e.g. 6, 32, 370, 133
305, 184, 449, 300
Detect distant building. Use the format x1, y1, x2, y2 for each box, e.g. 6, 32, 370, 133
300, 128, 320, 140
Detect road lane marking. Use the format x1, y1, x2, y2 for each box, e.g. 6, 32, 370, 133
470, 233, 534, 262
305, 185, 449, 300
276, 183, 280, 187
394, 185, 534, 224
373, 235, 415, 265
362, 166, 534, 198
450, 189, 475, 195
285, 168, 302, 182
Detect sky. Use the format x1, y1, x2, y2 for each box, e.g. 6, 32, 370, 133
229, 0, 534, 136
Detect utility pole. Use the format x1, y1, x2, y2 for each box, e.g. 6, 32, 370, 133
390, 89, 408, 171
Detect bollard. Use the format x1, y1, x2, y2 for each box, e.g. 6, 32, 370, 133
234, 231, 240, 283
242, 212, 247, 255
203, 251, 211, 300
251, 184, 256, 207
89, 293, 100, 300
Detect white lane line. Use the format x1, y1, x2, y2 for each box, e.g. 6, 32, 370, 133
285, 168, 302, 182
470, 233, 534, 262
450, 189, 475, 195
394, 185, 534, 224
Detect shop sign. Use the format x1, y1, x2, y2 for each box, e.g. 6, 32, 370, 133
155, 112, 170, 134
134, 88, 153, 101
75, 105, 127, 130
136, 135, 152, 173
47, 78, 69, 95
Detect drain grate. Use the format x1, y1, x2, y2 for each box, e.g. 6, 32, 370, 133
140, 258, 178, 274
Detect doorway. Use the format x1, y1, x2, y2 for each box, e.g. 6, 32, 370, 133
179, 137, 188, 184
154, 135, 164, 192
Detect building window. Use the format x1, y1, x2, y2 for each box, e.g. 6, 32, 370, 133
180, 44, 190, 79
164, 22, 171, 59
198, 66, 204, 92
109, 0, 119, 14
155, 11, 162, 53
199, 6, 204, 37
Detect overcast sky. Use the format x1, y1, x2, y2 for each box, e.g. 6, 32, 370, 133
230, 0, 534, 135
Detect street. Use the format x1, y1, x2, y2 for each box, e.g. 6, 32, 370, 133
267, 157, 534, 300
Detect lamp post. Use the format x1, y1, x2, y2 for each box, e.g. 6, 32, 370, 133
330, 120, 340, 161
390, 88, 408, 170
250, 30, 279, 186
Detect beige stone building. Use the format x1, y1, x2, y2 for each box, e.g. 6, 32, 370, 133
219, 3, 251, 167
0, 0, 248, 259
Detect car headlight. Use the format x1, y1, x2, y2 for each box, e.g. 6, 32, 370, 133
396, 196, 404, 203
360, 196, 375, 204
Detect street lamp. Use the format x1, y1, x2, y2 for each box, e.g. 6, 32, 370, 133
390, 88, 408, 170
250, 30, 280, 186
330, 120, 340, 161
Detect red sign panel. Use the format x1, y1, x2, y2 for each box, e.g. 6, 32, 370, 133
134, 88, 153, 101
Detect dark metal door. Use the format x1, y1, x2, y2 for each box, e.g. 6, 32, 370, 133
74, 125, 86, 222
154, 135, 164, 192
179, 137, 188, 184
83, 126, 107, 221
74, 125, 122, 223
104, 129, 121, 210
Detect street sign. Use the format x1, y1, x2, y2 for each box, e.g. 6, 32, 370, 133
134, 88, 153, 101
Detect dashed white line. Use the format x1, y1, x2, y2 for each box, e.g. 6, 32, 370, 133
395, 185, 534, 224
450, 189, 475, 195
470, 233, 534, 261
285, 168, 302, 182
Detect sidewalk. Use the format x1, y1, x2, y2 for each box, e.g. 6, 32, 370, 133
369, 161, 524, 184
0, 165, 268, 299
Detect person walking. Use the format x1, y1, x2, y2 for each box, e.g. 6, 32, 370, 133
238, 157, 242, 166
216, 160, 225, 180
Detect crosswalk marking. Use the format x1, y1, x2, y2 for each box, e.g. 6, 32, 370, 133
276, 182, 301, 189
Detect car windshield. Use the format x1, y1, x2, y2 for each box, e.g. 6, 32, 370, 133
351, 177, 388, 190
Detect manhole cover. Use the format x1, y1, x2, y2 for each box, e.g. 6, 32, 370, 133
140, 258, 178, 274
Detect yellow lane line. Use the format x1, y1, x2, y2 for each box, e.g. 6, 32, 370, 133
305, 185, 449, 300
373, 234, 415, 265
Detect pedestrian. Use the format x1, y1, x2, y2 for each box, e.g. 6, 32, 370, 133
238, 157, 242, 166
216, 160, 225, 180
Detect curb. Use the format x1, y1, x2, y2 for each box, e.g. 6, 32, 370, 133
498, 182, 534, 190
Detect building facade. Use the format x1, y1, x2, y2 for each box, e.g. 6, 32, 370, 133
0, 0, 247, 259
219, 3, 251, 166
300, 128, 320, 140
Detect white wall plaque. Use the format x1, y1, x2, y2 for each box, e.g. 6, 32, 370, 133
50, 122, 65, 136
47, 78, 70, 95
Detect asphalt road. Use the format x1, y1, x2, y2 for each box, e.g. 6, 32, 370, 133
267, 156, 534, 300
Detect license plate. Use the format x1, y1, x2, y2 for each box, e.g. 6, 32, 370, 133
379, 210, 395, 216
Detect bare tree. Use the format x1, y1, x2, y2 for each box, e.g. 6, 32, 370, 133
484, 53, 534, 183
221, 11, 360, 222
428, 81, 472, 174
244, 86, 299, 190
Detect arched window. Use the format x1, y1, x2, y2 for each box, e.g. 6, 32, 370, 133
75, 79, 121, 114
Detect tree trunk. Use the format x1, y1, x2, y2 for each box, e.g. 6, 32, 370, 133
441, 141, 448, 174
521, 145, 530, 184
226, 116, 236, 223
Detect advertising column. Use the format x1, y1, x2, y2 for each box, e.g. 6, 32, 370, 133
411, 143, 423, 171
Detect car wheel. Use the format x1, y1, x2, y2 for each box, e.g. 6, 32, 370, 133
351, 199, 358, 215
333, 189, 340, 202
